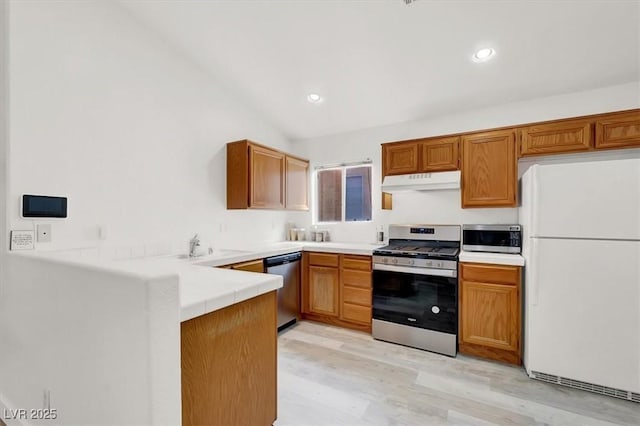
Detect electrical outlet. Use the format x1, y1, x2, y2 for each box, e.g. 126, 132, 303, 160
37, 224, 52, 243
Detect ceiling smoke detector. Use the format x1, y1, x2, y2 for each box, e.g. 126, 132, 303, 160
403, 0, 417, 4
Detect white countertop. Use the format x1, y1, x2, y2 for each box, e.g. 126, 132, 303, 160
459, 250, 525, 266
19, 241, 384, 323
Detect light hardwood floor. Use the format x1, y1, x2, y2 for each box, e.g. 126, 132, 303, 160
276, 321, 639, 426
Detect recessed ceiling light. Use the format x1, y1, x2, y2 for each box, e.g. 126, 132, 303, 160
307, 93, 322, 103
472, 48, 496, 63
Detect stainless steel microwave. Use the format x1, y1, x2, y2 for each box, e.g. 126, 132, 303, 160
462, 224, 522, 254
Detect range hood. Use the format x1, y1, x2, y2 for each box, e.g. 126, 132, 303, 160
381, 171, 461, 192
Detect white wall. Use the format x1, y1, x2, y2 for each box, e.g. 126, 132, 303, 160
0, 0, 7, 252
294, 82, 640, 243
0, 0, 9, 419
0, 254, 181, 426
8, 0, 296, 256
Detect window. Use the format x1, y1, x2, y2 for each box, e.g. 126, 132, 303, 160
316, 164, 372, 223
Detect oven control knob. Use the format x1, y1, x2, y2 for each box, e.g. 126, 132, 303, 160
382, 258, 388, 264
437, 262, 443, 268
409, 259, 415, 266
392, 258, 398, 265
431, 306, 440, 314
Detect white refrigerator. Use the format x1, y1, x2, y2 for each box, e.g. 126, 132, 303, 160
521, 157, 640, 399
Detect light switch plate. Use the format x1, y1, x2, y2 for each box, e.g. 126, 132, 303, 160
37, 224, 52, 243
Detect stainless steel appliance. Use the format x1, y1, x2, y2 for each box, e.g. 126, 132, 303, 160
372, 224, 460, 357
462, 224, 521, 254
264, 252, 301, 331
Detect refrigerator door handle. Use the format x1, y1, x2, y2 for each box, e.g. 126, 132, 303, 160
531, 238, 539, 306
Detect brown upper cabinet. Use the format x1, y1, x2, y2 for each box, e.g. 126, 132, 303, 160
419, 136, 460, 172
519, 118, 592, 157
382, 142, 419, 176
595, 110, 640, 150
227, 140, 309, 210
461, 130, 517, 208
249, 144, 285, 209
285, 155, 309, 210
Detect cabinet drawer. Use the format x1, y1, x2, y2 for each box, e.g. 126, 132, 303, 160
343, 286, 371, 306
342, 270, 371, 289
461, 263, 520, 285
342, 255, 372, 271
308, 252, 339, 267
230, 259, 264, 273
342, 303, 371, 324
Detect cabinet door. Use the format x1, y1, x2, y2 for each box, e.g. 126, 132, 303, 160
461, 130, 516, 208
285, 156, 309, 210
308, 266, 339, 317
249, 145, 285, 209
383, 142, 419, 176
595, 110, 640, 150
460, 281, 519, 352
519, 118, 592, 157
419, 137, 460, 172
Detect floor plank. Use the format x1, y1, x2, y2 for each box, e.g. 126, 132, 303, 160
276, 321, 640, 426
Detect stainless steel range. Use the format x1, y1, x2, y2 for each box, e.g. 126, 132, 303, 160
372, 224, 460, 357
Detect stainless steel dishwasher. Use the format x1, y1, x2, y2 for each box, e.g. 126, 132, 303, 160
264, 252, 301, 331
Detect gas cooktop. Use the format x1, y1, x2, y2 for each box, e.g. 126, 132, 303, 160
373, 224, 461, 260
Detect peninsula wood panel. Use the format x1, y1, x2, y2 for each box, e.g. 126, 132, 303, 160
285, 155, 309, 210
595, 110, 640, 150
519, 118, 593, 157
461, 130, 517, 208
181, 291, 277, 426
419, 136, 460, 172
249, 145, 285, 209
308, 265, 340, 317
383, 142, 419, 176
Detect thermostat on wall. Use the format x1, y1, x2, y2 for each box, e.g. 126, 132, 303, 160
22, 194, 67, 218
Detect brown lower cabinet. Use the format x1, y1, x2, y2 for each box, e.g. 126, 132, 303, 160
302, 252, 372, 332
181, 291, 277, 426
459, 262, 522, 365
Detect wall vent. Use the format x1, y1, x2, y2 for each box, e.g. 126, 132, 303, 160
531, 371, 639, 403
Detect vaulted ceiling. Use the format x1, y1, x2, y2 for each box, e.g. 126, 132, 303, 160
119, 0, 640, 140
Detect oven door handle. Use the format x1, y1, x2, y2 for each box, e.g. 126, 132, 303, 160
373, 263, 457, 278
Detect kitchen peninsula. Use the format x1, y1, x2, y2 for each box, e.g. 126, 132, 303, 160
2, 241, 380, 426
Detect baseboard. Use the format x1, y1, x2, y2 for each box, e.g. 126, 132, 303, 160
301, 313, 371, 333
459, 342, 521, 365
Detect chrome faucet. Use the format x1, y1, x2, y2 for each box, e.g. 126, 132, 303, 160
189, 234, 200, 258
